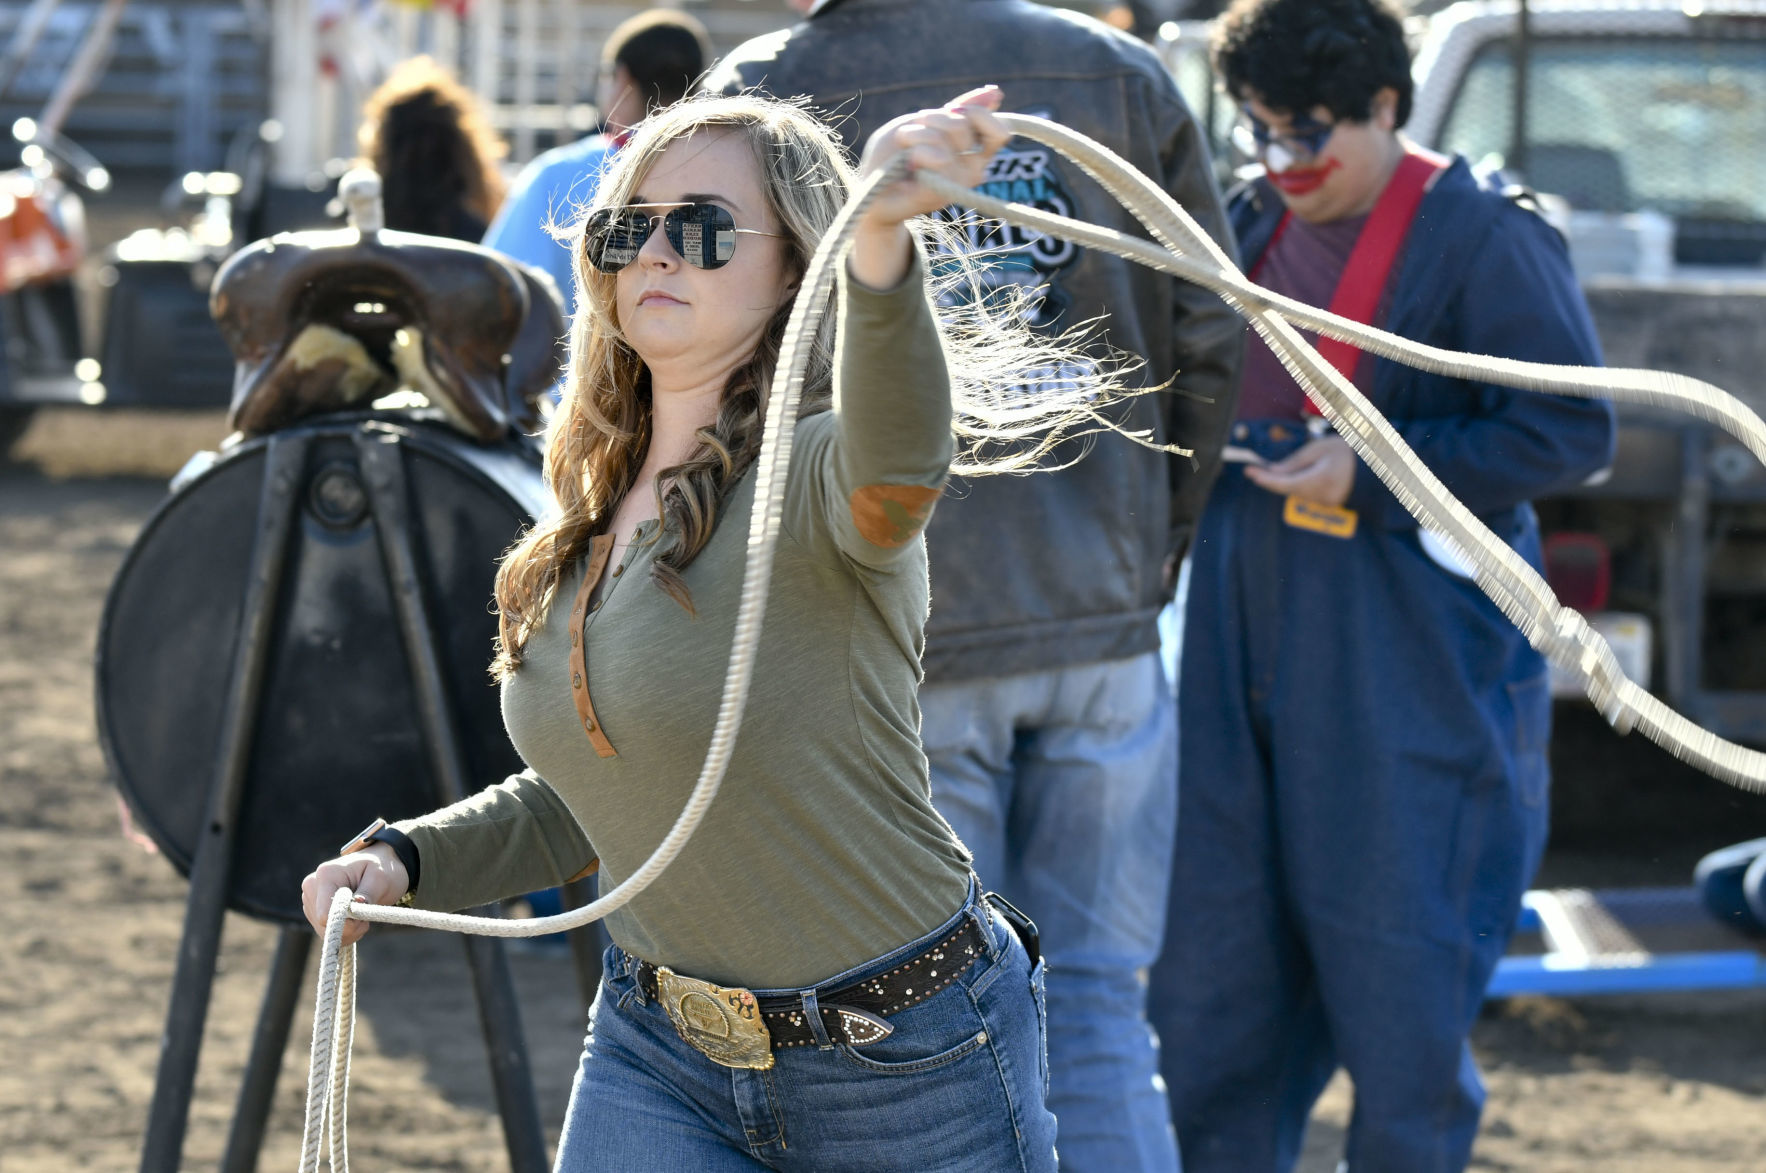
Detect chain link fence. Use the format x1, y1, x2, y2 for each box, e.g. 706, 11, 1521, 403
1433, 26, 1766, 266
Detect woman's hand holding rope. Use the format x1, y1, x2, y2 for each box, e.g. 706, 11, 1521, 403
301, 844, 407, 948
849, 85, 1011, 290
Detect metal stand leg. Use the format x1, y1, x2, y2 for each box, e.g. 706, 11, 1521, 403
139, 435, 309, 1173
358, 431, 548, 1172
220, 926, 313, 1173
458, 931, 550, 1168
561, 875, 605, 1014
1665, 427, 1710, 720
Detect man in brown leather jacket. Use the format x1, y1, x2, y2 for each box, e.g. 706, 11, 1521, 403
712, 4, 1242, 1169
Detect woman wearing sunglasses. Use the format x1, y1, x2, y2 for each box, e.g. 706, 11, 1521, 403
300, 87, 1119, 1169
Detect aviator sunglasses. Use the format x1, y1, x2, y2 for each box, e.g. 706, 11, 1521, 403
584, 201, 785, 273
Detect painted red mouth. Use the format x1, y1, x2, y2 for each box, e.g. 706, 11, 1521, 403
1269, 158, 1342, 196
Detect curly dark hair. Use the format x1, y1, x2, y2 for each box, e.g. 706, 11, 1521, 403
358, 56, 508, 241
1213, 0, 1413, 128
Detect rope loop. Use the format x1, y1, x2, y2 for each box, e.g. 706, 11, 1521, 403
296, 115, 1766, 1169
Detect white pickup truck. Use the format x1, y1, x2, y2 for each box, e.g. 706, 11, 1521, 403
1162, 0, 1766, 748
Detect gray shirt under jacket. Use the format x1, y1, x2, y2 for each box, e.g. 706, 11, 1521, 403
396, 253, 974, 991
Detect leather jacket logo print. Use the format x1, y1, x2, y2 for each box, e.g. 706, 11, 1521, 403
932, 127, 1082, 335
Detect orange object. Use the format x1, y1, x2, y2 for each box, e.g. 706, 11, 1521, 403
0, 172, 80, 293
1282, 495, 1359, 539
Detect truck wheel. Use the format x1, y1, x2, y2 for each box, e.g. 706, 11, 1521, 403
0, 405, 35, 458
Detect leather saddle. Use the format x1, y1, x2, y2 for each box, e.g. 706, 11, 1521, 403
210, 219, 566, 442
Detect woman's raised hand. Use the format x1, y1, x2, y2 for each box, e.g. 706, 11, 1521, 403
847, 86, 1011, 289
300, 843, 410, 946
857, 85, 1010, 227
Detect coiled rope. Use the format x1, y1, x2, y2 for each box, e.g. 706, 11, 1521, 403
299, 115, 1766, 1170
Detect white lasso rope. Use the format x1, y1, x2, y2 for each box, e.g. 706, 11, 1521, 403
299, 115, 1766, 1169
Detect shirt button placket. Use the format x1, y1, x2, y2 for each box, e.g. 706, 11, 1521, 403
568, 535, 617, 757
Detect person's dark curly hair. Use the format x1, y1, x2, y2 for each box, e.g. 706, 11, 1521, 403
1213, 0, 1413, 128
358, 56, 508, 241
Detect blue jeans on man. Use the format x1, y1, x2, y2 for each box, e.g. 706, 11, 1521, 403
921, 651, 1179, 1171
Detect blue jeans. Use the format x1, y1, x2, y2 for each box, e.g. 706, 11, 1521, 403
555, 884, 1057, 1171
921, 653, 1180, 1172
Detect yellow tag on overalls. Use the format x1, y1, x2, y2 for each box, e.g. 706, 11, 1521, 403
1283, 496, 1358, 539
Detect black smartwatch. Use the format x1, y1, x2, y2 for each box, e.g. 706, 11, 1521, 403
339, 817, 421, 906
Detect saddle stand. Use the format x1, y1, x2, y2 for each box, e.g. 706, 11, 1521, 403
101, 172, 595, 1173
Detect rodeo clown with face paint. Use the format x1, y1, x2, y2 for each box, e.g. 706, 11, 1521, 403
1144, 2, 1616, 1171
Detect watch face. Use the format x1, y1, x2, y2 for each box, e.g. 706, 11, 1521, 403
339, 817, 388, 856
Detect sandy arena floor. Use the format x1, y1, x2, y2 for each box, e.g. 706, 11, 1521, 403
2, 408, 1763, 1171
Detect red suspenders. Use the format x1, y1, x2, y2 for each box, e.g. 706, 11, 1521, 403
1254, 151, 1448, 414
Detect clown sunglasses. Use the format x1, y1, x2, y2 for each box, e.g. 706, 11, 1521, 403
584, 201, 786, 273
1231, 106, 1337, 163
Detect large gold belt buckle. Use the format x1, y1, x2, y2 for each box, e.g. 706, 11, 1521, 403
656, 967, 776, 1071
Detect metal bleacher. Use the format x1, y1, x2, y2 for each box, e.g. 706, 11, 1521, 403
0, 0, 267, 182
0, 1, 807, 185
1492, 887, 1766, 998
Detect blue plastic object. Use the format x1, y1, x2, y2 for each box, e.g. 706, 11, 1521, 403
1745, 852, 1766, 930
1694, 838, 1766, 934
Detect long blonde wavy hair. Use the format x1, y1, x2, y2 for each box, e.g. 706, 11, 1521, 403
491, 93, 1142, 678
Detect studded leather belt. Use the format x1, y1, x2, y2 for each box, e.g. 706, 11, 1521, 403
630, 912, 991, 1058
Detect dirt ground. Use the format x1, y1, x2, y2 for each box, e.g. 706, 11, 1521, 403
2, 408, 1764, 1172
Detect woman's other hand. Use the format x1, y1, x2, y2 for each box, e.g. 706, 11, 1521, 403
848, 86, 1011, 289
301, 844, 410, 946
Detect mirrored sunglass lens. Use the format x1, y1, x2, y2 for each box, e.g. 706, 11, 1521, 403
664, 203, 739, 269
588, 209, 650, 271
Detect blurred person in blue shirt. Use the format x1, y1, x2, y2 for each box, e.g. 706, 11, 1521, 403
482, 9, 712, 318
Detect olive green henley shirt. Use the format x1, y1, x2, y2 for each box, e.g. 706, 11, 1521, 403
397, 254, 974, 990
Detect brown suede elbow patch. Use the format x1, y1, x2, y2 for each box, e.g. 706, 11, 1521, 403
849, 484, 942, 547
